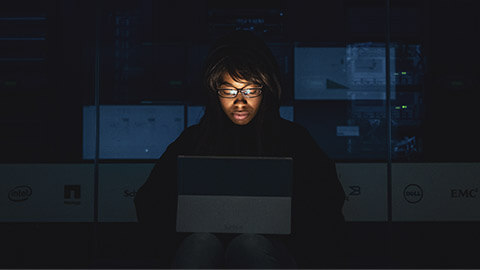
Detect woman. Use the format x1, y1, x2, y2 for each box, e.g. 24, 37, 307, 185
134, 30, 346, 268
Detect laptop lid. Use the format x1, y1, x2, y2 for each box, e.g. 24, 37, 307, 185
176, 155, 293, 235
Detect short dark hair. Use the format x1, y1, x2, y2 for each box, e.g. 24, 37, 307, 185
203, 30, 282, 102
195, 30, 283, 155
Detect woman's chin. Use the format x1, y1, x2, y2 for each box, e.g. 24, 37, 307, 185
230, 117, 251, 125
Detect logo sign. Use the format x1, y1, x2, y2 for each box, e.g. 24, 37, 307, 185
64, 185, 81, 205
224, 224, 243, 232
349, 186, 361, 196
345, 185, 361, 201
8, 185, 32, 202
123, 189, 137, 198
404, 184, 423, 204
450, 188, 478, 198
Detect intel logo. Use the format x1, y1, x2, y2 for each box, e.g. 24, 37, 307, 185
8, 185, 32, 202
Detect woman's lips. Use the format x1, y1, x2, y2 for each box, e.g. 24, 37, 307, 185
233, 112, 249, 120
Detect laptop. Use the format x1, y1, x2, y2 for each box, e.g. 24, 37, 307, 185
176, 155, 293, 235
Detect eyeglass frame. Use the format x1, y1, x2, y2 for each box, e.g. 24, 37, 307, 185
216, 85, 263, 98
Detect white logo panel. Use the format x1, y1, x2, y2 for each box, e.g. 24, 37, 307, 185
336, 163, 388, 221
0, 164, 94, 222
98, 163, 155, 222
392, 163, 480, 221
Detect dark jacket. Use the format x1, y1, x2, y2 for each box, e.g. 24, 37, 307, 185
134, 117, 346, 268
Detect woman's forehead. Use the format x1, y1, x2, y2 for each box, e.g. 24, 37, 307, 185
220, 72, 259, 86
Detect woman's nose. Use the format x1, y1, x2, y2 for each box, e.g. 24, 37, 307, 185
233, 93, 247, 104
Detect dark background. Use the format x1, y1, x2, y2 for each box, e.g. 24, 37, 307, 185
1, 0, 479, 163
1, 0, 479, 268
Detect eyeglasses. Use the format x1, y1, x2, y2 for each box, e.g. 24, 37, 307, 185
217, 86, 263, 98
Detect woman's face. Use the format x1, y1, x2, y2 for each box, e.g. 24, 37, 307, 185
218, 73, 263, 125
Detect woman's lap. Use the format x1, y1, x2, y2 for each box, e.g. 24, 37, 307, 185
172, 233, 297, 269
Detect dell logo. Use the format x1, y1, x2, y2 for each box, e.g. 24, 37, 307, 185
404, 184, 423, 204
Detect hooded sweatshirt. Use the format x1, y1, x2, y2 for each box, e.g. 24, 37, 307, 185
134, 115, 346, 268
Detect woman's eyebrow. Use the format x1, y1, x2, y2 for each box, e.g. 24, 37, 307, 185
219, 81, 234, 87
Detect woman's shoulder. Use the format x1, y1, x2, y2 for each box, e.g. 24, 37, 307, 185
174, 123, 201, 144
179, 123, 202, 140
274, 117, 312, 140
160, 124, 201, 156
274, 118, 331, 161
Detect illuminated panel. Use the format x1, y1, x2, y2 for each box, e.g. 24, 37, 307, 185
294, 44, 395, 100
279, 106, 294, 122
187, 106, 206, 127
83, 105, 184, 159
